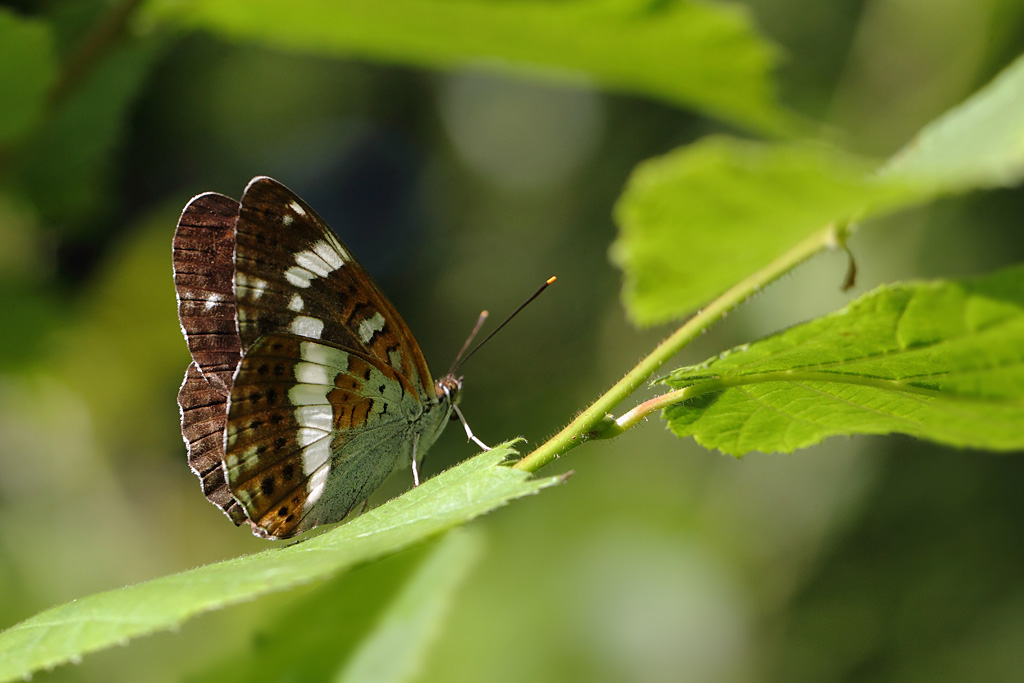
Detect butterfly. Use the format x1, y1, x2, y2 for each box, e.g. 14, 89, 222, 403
173, 176, 465, 539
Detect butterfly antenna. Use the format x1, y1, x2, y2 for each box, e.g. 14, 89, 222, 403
450, 276, 556, 375
448, 309, 490, 376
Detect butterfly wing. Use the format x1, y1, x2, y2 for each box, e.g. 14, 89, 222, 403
233, 176, 435, 401
173, 193, 250, 526
224, 333, 436, 538
174, 177, 452, 539
177, 364, 249, 525
172, 192, 243, 394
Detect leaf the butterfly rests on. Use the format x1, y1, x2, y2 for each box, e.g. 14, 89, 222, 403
173, 177, 462, 539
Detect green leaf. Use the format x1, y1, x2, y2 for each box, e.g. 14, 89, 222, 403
0, 446, 560, 683
0, 9, 57, 145
187, 529, 483, 683
613, 52, 1024, 325
660, 265, 1024, 456
611, 136, 918, 324
338, 528, 482, 683
883, 50, 1024, 191
141, 0, 794, 135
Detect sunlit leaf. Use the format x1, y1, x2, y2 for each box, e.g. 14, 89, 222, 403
611, 137, 918, 324
0, 446, 560, 683
141, 0, 794, 134
613, 51, 1024, 324
660, 265, 1024, 455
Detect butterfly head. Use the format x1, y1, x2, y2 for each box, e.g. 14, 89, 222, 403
435, 374, 463, 406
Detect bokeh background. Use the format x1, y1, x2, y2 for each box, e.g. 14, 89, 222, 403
2, 0, 1024, 681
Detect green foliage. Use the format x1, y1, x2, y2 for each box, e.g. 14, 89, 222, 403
188, 529, 483, 683
662, 265, 1024, 455
883, 52, 1024, 190
337, 529, 482, 683
0, 9, 56, 145
608, 48, 1024, 458
613, 51, 1024, 325
141, 0, 793, 134
611, 137, 915, 324
1, 1, 1023, 681
0, 447, 559, 683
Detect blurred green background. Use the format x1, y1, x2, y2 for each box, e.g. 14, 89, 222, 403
2, 0, 1024, 681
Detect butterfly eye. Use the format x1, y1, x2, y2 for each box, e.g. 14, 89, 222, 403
435, 375, 462, 404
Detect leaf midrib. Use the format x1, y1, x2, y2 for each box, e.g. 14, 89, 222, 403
678, 370, 1023, 403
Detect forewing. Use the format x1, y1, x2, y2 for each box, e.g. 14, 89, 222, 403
224, 333, 423, 539
173, 192, 243, 395
232, 176, 434, 399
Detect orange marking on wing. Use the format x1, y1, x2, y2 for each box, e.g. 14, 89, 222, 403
232, 457, 305, 528
345, 356, 374, 383
351, 398, 372, 428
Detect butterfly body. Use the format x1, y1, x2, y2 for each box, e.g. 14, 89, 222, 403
174, 176, 459, 539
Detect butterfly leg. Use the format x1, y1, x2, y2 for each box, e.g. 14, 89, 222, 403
411, 431, 422, 487
452, 404, 490, 451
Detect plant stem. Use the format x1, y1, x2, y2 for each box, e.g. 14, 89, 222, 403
513, 224, 843, 473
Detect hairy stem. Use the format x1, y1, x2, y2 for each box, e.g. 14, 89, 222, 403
513, 224, 845, 473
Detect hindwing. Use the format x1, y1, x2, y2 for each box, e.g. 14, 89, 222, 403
224, 333, 426, 538
177, 364, 248, 525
